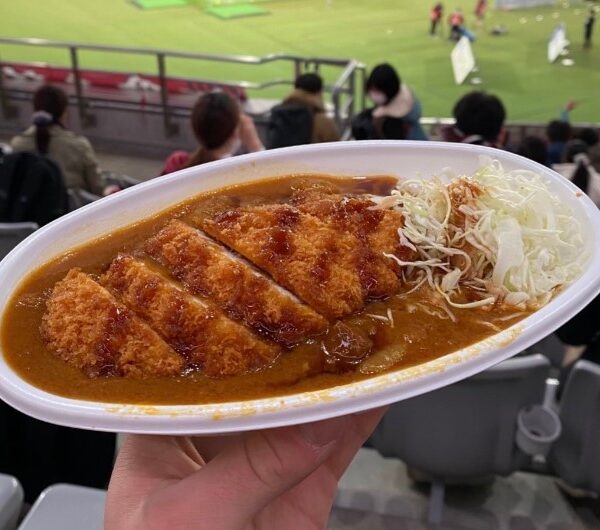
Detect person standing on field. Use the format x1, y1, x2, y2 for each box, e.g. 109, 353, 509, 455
430, 3, 444, 36
584, 8, 596, 49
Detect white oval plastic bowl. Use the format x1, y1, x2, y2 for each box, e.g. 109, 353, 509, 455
1, 141, 599, 435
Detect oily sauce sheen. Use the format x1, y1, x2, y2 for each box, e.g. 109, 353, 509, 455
0, 175, 527, 405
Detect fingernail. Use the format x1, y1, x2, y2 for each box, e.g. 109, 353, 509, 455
299, 416, 347, 448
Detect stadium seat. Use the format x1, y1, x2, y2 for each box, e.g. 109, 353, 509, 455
0, 223, 38, 261
369, 354, 551, 524
549, 360, 600, 495
18, 484, 105, 530
0, 475, 23, 530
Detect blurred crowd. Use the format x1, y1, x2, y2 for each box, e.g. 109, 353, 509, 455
2, 71, 599, 222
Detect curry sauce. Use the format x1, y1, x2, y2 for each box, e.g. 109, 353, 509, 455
0, 175, 527, 405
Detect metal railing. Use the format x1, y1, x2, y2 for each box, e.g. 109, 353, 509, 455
421, 117, 600, 144
0, 36, 365, 137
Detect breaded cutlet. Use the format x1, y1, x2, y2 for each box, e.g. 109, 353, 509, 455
101, 255, 280, 377
290, 189, 411, 259
197, 203, 400, 319
41, 269, 183, 378
144, 220, 327, 346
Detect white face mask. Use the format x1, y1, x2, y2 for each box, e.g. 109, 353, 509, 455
368, 91, 387, 106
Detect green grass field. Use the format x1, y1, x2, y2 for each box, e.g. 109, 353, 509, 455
0, 0, 598, 121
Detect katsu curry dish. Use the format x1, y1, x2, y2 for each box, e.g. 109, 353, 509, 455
0, 161, 585, 405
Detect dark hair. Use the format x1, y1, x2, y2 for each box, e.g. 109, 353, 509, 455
365, 63, 401, 103
566, 140, 591, 193
575, 127, 599, 148
294, 73, 323, 94
187, 92, 240, 167
564, 139, 588, 163
453, 91, 506, 142
32, 85, 68, 154
546, 120, 572, 143
517, 136, 548, 166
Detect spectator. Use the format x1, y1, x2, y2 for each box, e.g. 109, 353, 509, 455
547, 120, 572, 165
556, 294, 600, 374
575, 127, 600, 170
162, 92, 263, 175
267, 73, 339, 149
352, 63, 428, 141
441, 91, 506, 148
517, 136, 548, 166
10, 85, 105, 197
575, 127, 599, 149
546, 101, 576, 165
553, 139, 600, 206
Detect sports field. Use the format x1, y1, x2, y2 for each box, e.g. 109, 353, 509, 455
0, 0, 598, 121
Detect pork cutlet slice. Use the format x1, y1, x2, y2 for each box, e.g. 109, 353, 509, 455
290, 189, 408, 258
144, 220, 327, 346
41, 269, 183, 378
101, 255, 280, 377
197, 203, 400, 319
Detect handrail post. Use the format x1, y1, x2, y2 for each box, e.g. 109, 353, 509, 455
332, 89, 341, 132
69, 46, 94, 128
293, 58, 301, 80
347, 63, 356, 128
359, 64, 366, 112
157, 52, 178, 138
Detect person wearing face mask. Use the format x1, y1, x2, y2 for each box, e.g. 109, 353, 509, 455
161, 91, 263, 175
352, 64, 428, 141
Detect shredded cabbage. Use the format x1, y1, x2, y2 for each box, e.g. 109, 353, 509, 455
379, 158, 587, 310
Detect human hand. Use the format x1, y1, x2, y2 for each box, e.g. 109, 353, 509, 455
238, 113, 264, 153
105, 407, 386, 530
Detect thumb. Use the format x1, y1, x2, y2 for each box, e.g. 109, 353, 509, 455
162, 416, 347, 529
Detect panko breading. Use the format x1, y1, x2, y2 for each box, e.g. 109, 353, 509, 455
144, 220, 327, 346
290, 189, 406, 256
198, 204, 400, 319
101, 256, 280, 377
41, 269, 182, 378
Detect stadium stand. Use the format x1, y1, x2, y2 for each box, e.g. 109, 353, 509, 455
1, 61, 247, 103
0, 38, 362, 155
369, 355, 553, 524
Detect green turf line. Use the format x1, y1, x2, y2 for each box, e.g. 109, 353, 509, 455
204, 4, 268, 19
132, 0, 189, 9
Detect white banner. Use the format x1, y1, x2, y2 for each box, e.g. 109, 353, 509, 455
451, 36, 476, 85
548, 23, 568, 63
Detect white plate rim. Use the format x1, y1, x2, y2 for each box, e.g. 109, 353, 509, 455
0, 140, 599, 434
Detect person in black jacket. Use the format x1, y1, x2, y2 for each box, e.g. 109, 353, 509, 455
0, 152, 68, 225
556, 295, 600, 374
